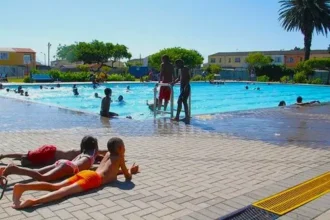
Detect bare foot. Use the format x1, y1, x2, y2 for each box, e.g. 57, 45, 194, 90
12, 184, 25, 208
12, 199, 34, 209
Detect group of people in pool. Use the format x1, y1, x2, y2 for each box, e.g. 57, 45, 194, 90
0, 136, 139, 209
1, 85, 30, 96
278, 96, 321, 107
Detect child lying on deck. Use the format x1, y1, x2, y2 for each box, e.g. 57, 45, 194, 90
0, 136, 105, 182
0, 143, 106, 167
12, 137, 139, 209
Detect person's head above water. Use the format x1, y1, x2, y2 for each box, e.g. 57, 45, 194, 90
6, 88, 9, 92
297, 96, 303, 103
40, 85, 43, 89
73, 84, 76, 88
175, 59, 184, 69
245, 86, 249, 90
0, 83, 3, 89
25, 91, 29, 96
94, 93, 99, 98
118, 95, 123, 102
127, 86, 130, 90
162, 55, 170, 63
104, 88, 112, 97
278, 101, 286, 106
107, 137, 125, 156
80, 135, 98, 154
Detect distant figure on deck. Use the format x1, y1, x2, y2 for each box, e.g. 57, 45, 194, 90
100, 88, 118, 118
171, 59, 191, 124
158, 55, 175, 112
94, 93, 101, 99
278, 101, 286, 106
295, 96, 320, 106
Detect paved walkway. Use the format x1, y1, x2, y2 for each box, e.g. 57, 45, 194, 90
0, 97, 330, 219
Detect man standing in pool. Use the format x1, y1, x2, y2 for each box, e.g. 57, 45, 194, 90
158, 55, 175, 112
171, 59, 191, 124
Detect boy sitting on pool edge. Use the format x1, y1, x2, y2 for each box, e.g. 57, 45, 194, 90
12, 137, 139, 209
100, 88, 119, 118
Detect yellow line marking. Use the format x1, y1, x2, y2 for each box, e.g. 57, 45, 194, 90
253, 172, 330, 215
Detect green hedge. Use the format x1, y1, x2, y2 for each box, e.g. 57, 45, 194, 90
257, 75, 270, 82
293, 72, 307, 83
107, 73, 136, 81
191, 74, 204, 81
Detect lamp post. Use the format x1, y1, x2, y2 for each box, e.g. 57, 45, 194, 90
47, 42, 51, 66
40, 52, 46, 65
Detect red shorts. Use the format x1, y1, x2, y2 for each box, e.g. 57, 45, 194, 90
27, 145, 57, 166
159, 86, 171, 101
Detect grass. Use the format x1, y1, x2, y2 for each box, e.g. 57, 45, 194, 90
7, 78, 24, 83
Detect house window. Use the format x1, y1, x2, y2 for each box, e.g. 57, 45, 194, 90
0, 52, 9, 60
228, 58, 231, 63
23, 54, 31, 64
275, 57, 282, 63
219, 58, 221, 63
210, 58, 215, 63
235, 57, 240, 63
287, 57, 294, 63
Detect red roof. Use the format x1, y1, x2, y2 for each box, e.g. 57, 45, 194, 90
12, 48, 35, 53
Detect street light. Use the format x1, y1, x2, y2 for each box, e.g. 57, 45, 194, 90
40, 52, 46, 65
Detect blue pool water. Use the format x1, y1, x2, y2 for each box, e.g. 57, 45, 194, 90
1, 82, 330, 120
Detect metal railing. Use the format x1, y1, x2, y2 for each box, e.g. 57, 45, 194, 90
153, 83, 191, 119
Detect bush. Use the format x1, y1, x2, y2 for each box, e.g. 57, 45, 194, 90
205, 74, 215, 81
293, 71, 307, 83
107, 73, 136, 81
310, 78, 323, 84
77, 64, 90, 72
23, 76, 32, 83
280, 75, 290, 83
257, 75, 270, 82
141, 75, 149, 82
191, 74, 204, 81
256, 65, 294, 81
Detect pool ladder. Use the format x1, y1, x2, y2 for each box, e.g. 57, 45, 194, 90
153, 83, 191, 118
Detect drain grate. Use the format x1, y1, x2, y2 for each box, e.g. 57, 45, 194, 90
254, 172, 330, 215
218, 205, 278, 220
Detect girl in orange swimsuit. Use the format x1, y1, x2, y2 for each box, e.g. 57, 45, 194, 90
0, 136, 100, 183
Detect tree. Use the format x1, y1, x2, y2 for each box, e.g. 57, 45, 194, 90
279, 0, 330, 61
328, 44, 330, 53
56, 44, 78, 62
109, 44, 132, 67
149, 47, 203, 70
203, 64, 221, 74
245, 53, 272, 79
305, 58, 330, 84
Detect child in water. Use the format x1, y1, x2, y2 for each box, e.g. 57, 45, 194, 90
100, 88, 119, 118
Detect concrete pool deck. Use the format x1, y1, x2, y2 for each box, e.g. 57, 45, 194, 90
0, 97, 330, 219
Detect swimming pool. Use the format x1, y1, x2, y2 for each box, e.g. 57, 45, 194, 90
1, 82, 330, 120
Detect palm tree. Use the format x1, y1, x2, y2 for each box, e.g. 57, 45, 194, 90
279, 0, 330, 61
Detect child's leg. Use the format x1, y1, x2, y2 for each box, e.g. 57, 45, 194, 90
13, 182, 83, 209
0, 153, 25, 160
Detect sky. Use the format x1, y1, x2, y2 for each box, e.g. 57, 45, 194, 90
1, 0, 329, 64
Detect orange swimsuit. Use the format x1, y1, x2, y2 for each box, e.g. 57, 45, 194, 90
67, 170, 102, 191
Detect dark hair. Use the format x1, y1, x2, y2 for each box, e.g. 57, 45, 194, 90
297, 96, 303, 103
175, 59, 184, 65
278, 101, 286, 106
104, 88, 112, 96
80, 135, 98, 153
162, 55, 170, 62
107, 137, 124, 154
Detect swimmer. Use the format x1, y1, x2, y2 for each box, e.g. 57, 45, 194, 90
11, 137, 139, 209
73, 85, 79, 96
56, 84, 60, 88
126, 86, 130, 92
24, 91, 29, 97
20, 90, 24, 96
245, 86, 249, 90
40, 85, 43, 89
6, 88, 9, 92
94, 93, 101, 99
278, 101, 286, 106
0, 83, 3, 89
295, 96, 320, 106
118, 95, 124, 102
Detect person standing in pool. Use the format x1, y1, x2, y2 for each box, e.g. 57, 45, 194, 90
171, 59, 191, 124
158, 55, 175, 111
100, 88, 119, 118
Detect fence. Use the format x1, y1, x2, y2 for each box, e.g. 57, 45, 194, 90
0, 66, 26, 78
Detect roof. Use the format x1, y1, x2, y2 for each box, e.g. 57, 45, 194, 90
209, 50, 329, 57
0, 48, 35, 53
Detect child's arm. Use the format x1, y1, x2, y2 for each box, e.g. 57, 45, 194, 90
119, 156, 132, 180
97, 150, 108, 156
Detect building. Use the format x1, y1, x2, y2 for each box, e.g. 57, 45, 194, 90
0, 48, 36, 77
208, 50, 330, 68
